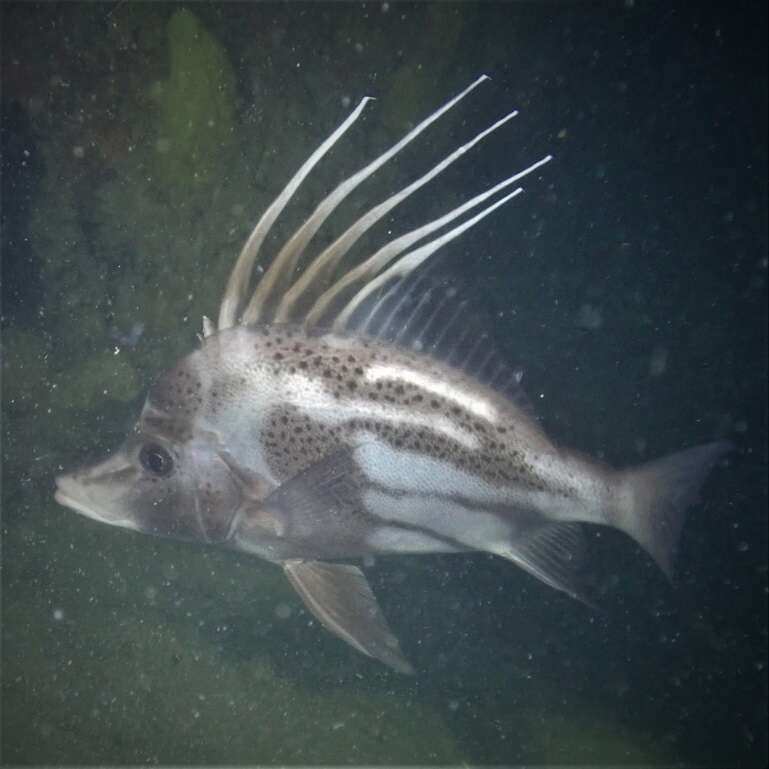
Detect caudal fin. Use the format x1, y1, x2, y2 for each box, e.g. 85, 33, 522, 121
614, 441, 731, 579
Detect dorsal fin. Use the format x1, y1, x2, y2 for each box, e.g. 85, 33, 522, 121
339, 260, 540, 422
218, 95, 375, 331
273, 106, 521, 324
302, 154, 551, 330
240, 75, 493, 326
214, 75, 553, 341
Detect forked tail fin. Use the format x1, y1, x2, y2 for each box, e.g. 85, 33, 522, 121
614, 441, 732, 579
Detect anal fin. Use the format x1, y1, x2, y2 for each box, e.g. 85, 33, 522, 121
494, 522, 600, 610
283, 560, 414, 674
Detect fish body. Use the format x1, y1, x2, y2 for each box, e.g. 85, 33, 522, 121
85, 323, 601, 559
55, 77, 729, 673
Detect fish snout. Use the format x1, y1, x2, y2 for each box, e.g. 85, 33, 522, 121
53, 457, 141, 531
54, 470, 81, 503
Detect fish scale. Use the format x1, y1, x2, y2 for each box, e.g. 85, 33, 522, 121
55, 77, 730, 674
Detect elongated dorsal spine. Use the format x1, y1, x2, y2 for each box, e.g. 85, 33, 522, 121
216, 75, 552, 336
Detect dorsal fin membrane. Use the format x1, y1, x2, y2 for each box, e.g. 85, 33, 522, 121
339, 261, 540, 422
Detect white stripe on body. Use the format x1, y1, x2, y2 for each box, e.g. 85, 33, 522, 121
279, 372, 481, 450
364, 363, 499, 423
354, 435, 606, 539
363, 488, 513, 553
354, 439, 511, 504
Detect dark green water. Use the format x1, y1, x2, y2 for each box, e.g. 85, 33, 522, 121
2, 2, 766, 765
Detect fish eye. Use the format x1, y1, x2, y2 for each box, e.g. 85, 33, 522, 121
139, 444, 174, 477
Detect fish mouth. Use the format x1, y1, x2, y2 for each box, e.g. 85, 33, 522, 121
54, 484, 100, 521
54, 474, 139, 530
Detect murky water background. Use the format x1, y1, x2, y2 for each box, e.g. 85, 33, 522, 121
2, 2, 766, 765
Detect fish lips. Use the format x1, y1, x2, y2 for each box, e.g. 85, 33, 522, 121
54, 470, 142, 532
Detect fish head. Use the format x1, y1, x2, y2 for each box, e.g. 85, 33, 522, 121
55, 354, 245, 545
55, 429, 243, 544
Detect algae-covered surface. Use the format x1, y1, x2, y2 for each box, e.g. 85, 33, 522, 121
2, 2, 766, 766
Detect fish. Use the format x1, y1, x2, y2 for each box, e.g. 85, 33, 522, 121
54, 75, 730, 674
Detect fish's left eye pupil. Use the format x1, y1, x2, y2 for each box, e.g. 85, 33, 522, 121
140, 444, 173, 476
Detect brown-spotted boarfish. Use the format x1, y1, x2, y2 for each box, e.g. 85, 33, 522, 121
55, 76, 730, 674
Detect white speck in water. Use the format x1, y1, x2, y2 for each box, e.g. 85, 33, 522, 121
341, 95, 351, 109
28, 95, 44, 116
448, 699, 460, 712
649, 346, 668, 376
72, 145, 85, 159
163, 563, 178, 581
575, 303, 603, 330
53, 608, 64, 621
275, 603, 292, 620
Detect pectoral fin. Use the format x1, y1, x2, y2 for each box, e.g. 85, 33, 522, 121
283, 560, 414, 674
262, 447, 364, 526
